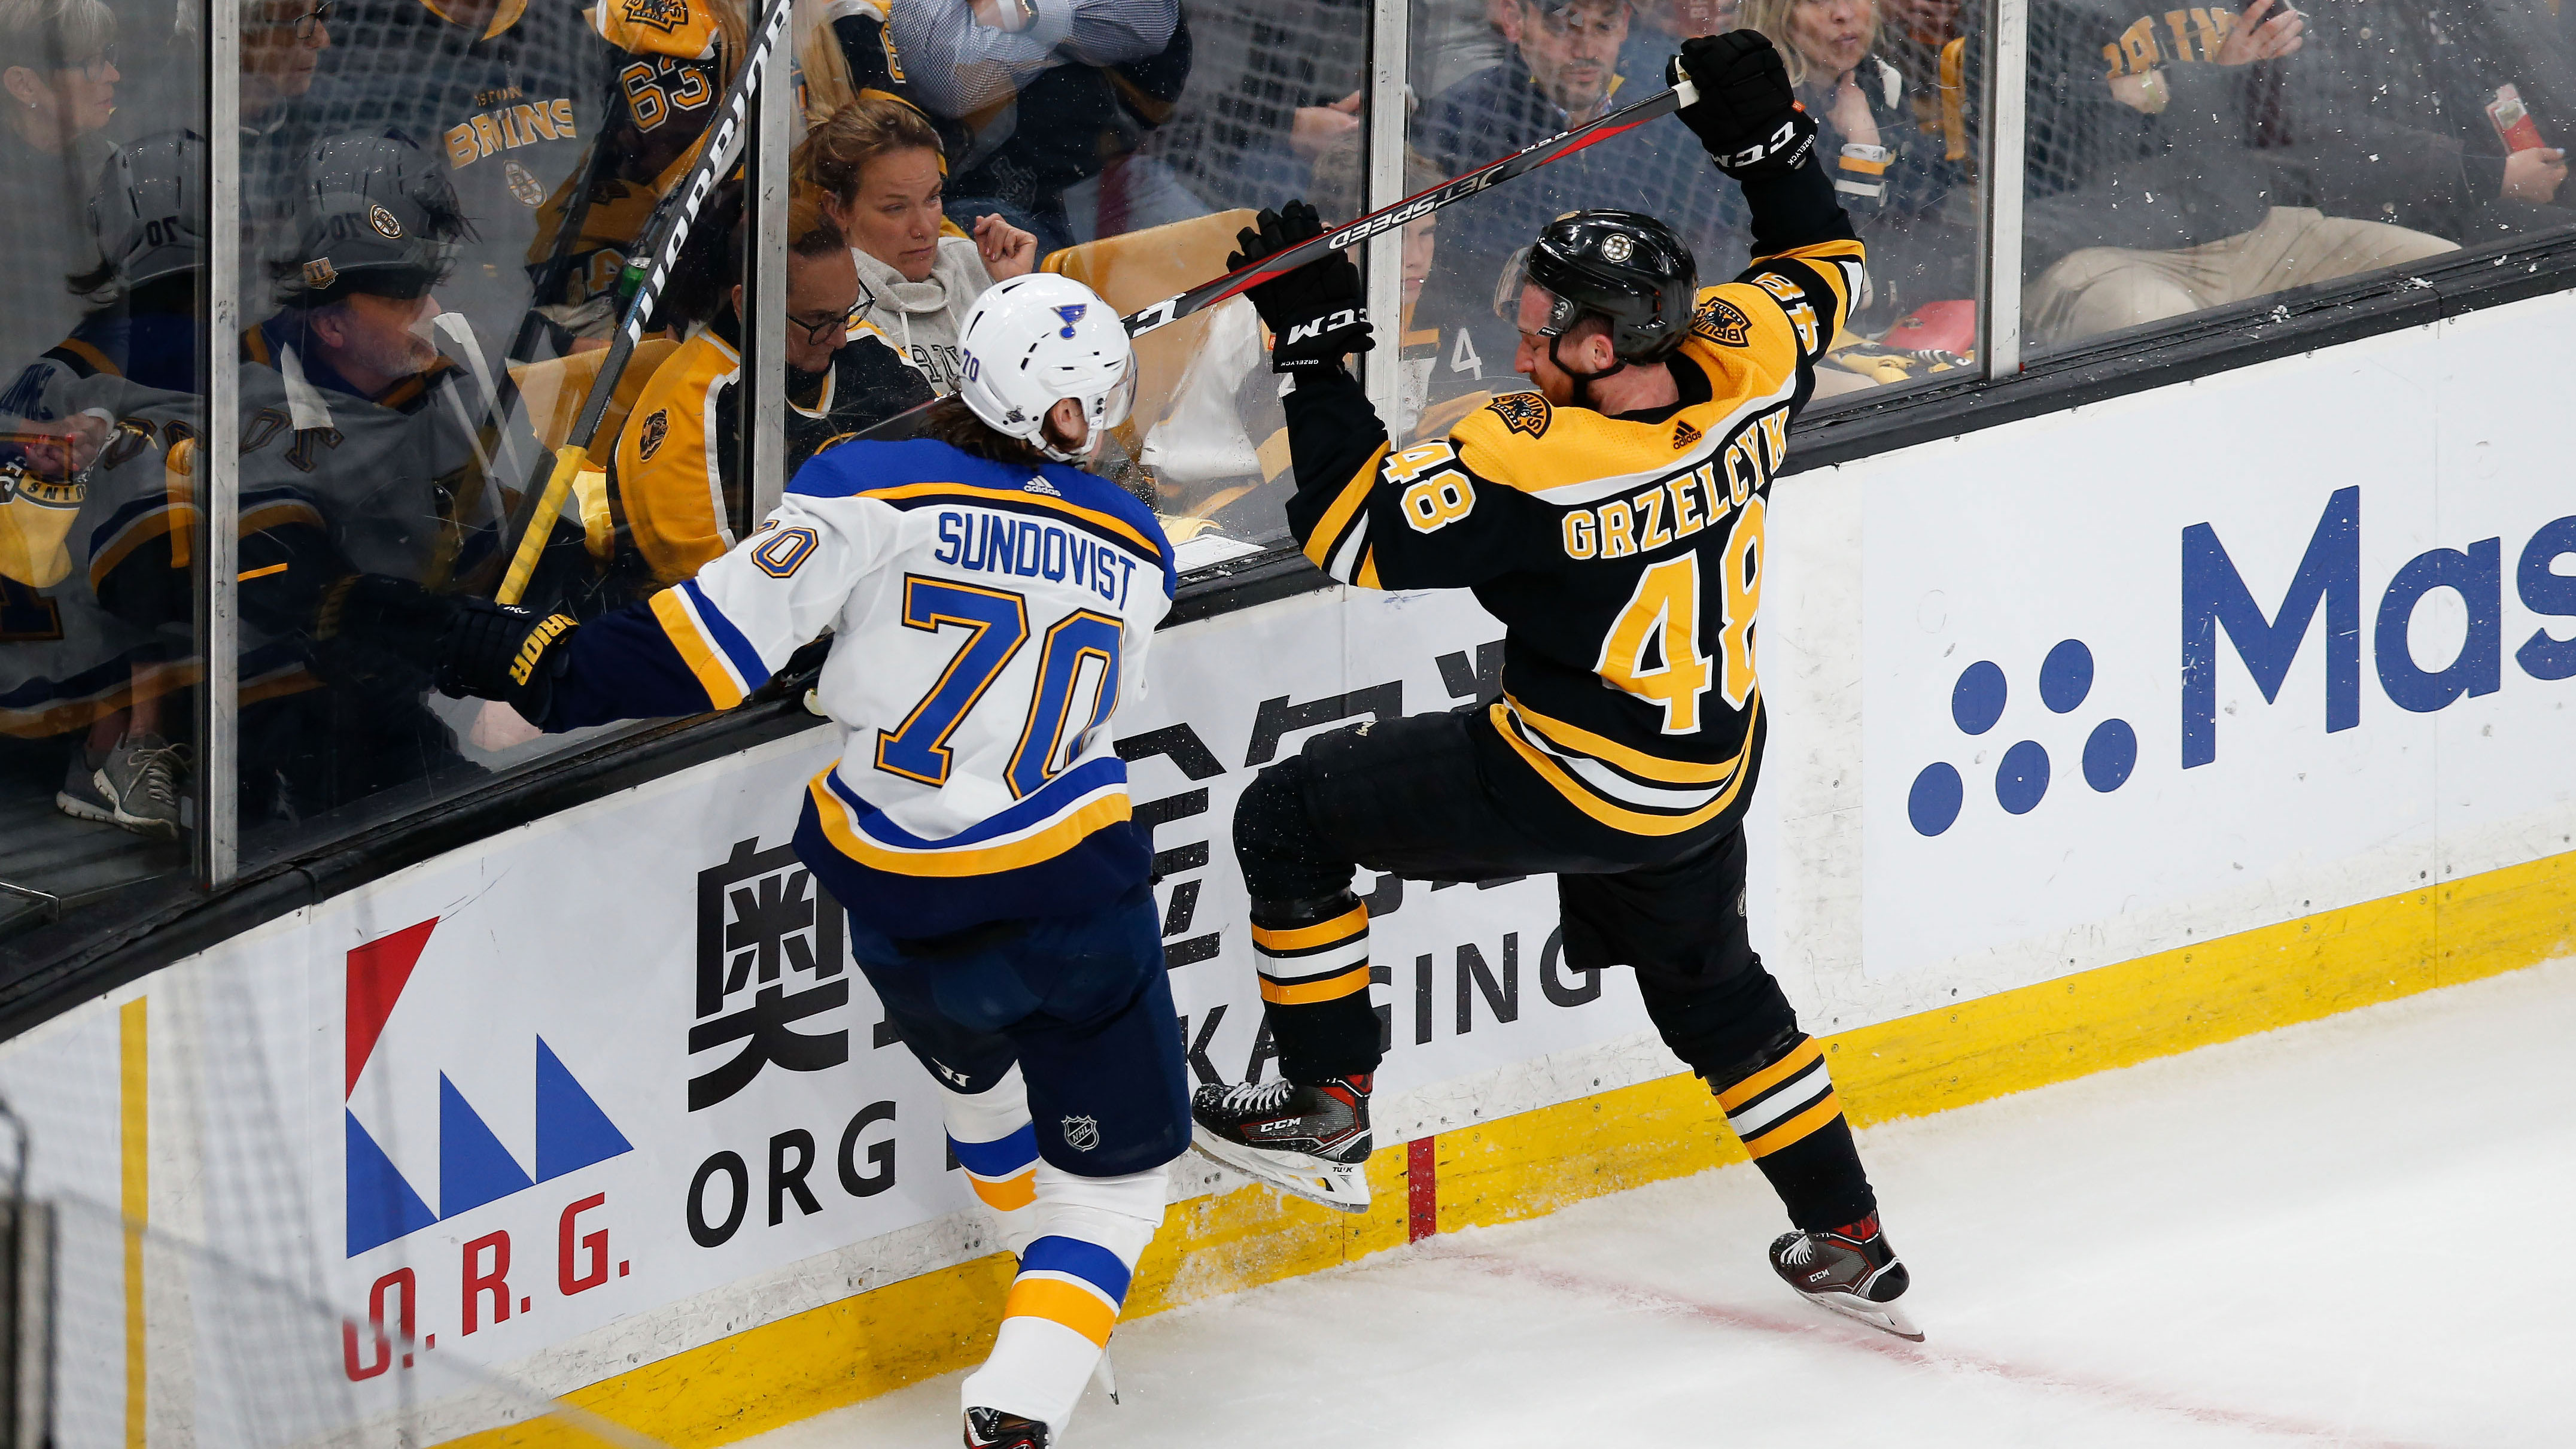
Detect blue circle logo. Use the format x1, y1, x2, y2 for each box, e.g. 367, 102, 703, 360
1910, 638, 2134, 837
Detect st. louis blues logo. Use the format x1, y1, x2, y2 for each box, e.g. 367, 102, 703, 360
1051, 303, 1087, 338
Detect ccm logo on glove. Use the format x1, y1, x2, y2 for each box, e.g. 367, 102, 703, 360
1285, 309, 1367, 345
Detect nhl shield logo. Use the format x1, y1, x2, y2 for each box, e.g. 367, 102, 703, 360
367, 203, 404, 239
1061, 1114, 1100, 1152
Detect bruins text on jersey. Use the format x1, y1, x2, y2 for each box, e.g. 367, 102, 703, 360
1187, 32, 1923, 1343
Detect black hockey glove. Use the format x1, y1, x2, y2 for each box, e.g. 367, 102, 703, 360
320, 575, 575, 725
1229, 199, 1375, 375
438, 593, 578, 725
1671, 32, 1818, 178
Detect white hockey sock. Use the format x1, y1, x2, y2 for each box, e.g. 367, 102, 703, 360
959, 1160, 1169, 1431
942, 1066, 1041, 1254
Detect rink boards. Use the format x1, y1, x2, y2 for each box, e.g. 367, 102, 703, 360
4, 291, 2576, 1444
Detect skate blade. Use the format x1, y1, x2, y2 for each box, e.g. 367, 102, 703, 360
1188, 1127, 1371, 1213
1799, 1286, 1924, 1342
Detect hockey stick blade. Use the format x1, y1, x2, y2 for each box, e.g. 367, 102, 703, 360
491, 0, 794, 604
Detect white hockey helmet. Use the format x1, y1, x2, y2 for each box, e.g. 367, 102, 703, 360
956, 273, 1136, 463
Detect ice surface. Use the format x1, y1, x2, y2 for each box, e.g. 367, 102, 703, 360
744, 960, 2576, 1447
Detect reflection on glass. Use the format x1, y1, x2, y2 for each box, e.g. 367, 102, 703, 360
1395, 0, 1981, 405
2011, 0, 2576, 351
2, 0, 205, 940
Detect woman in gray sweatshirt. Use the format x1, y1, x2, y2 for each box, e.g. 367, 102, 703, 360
802, 96, 1042, 394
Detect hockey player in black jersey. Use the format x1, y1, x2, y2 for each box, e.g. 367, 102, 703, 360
1190, 31, 1920, 1341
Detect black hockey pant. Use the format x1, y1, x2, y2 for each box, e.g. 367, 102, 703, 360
1231, 707, 1876, 1233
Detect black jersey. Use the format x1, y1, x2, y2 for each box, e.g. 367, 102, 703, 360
1280, 199, 1864, 851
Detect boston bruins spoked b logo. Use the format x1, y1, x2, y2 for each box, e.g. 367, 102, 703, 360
1486, 392, 1552, 439
638, 409, 670, 460
367, 203, 404, 239
1693, 297, 1753, 347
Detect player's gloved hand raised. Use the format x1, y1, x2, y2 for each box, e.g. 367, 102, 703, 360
1228, 199, 1374, 375
1669, 32, 1818, 178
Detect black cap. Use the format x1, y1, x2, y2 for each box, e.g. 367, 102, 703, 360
277, 132, 472, 305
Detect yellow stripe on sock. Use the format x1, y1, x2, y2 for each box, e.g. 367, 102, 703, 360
1715, 1036, 1824, 1112
1742, 1092, 1844, 1159
1002, 1277, 1117, 1348
1259, 965, 1372, 1005
969, 1169, 1036, 1212
1251, 905, 1367, 953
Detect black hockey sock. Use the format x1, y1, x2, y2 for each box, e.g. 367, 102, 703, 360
1712, 1033, 1876, 1233
1249, 891, 1382, 1083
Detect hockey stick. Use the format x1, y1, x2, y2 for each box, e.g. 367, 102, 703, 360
778, 70, 1710, 462
1120, 72, 1701, 339
490, 0, 796, 607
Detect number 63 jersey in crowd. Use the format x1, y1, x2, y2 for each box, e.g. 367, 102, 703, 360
551, 438, 1178, 939
1281, 235, 1866, 858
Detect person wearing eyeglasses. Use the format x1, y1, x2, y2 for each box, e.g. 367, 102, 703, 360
242, 0, 333, 122
0, 0, 121, 366
607, 189, 933, 590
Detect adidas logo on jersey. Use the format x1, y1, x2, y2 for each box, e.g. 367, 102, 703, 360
1672, 420, 1703, 450
1024, 477, 1062, 496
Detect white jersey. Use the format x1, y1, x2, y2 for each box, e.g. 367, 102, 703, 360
565, 433, 1176, 938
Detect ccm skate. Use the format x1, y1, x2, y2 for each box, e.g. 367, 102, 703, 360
1769, 1212, 1922, 1341
1188, 1074, 1373, 1211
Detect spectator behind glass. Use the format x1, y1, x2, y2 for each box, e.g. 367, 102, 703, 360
607, 188, 932, 590
1140, 0, 1367, 213
2226, 0, 2574, 244
1620, 0, 1741, 78
1992, 0, 2464, 347
1418, 0, 1735, 276
891, 0, 1198, 253
1417, 0, 1523, 98
0, 130, 204, 840
1739, 0, 1969, 326
0, 0, 120, 366
801, 96, 1041, 396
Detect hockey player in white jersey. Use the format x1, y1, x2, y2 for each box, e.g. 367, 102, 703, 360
345, 273, 1179, 1449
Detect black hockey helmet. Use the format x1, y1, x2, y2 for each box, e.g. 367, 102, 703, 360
1502, 209, 1698, 364
275, 131, 472, 306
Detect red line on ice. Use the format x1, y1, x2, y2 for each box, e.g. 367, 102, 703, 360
1423, 1247, 2444, 1448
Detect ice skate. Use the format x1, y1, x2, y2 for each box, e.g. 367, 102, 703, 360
1769, 1213, 1921, 1341
1188, 1074, 1373, 1212
963, 1407, 1048, 1448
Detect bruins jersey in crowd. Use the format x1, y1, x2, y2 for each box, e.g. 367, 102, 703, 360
1282, 235, 1866, 854
609, 315, 932, 587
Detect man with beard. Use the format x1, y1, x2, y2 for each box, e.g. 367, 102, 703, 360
1418, 0, 1733, 284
